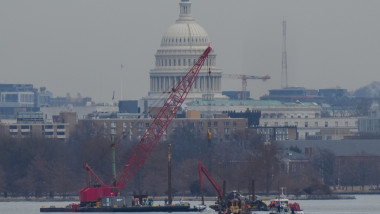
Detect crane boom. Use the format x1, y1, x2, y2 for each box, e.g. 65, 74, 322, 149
198, 163, 223, 201
222, 74, 270, 100
79, 46, 212, 206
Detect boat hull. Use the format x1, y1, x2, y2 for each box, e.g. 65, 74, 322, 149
40, 205, 205, 212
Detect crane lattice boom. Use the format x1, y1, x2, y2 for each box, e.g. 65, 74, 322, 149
116, 46, 212, 189
79, 46, 212, 205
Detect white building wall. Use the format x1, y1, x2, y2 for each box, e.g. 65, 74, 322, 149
260, 117, 359, 140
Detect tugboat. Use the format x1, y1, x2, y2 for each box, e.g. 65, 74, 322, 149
267, 188, 304, 214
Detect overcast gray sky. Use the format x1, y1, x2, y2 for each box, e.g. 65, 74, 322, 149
1, 0, 380, 102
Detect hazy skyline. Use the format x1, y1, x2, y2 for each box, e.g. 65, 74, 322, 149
1, 0, 380, 102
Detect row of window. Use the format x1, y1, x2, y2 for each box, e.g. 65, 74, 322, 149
262, 114, 318, 119
266, 121, 356, 127
9, 131, 65, 136
9, 125, 65, 130
1, 92, 34, 103
162, 37, 208, 45
156, 57, 213, 67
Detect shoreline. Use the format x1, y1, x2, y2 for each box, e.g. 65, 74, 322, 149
0, 193, 372, 202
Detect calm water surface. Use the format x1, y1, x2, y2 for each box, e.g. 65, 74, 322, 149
0, 195, 378, 214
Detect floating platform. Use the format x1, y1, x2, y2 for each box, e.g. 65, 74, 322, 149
40, 205, 206, 212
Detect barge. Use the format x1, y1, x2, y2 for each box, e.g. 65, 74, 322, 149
40, 204, 206, 212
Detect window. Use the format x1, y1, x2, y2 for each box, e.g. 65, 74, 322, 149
111, 128, 116, 135
44, 125, 53, 129
146, 123, 150, 128
335, 121, 338, 127
208, 122, 211, 127
21, 125, 31, 130
292, 164, 297, 172
305, 122, 308, 127
178, 59, 181, 66
214, 122, 218, 127
57, 125, 65, 129
325, 122, 328, 127
183, 59, 186, 66
315, 122, 318, 127
345, 121, 348, 127
224, 128, 229, 135
233, 121, 237, 127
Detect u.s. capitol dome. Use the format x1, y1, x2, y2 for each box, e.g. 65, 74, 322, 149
145, 0, 227, 106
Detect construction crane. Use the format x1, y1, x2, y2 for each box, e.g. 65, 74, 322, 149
198, 163, 224, 206
198, 162, 268, 213
223, 74, 270, 100
79, 46, 213, 207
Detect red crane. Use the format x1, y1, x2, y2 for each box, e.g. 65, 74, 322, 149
198, 163, 223, 205
79, 46, 213, 206
223, 74, 270, 100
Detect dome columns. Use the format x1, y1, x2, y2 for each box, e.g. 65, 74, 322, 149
179, 1, 192, 19
149, 74, 221, 93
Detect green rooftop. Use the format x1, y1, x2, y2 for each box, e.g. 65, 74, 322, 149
187, 99, 319, 107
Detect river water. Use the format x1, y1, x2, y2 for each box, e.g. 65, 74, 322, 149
0, 194, 378, 214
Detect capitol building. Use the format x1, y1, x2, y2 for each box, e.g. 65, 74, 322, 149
144, 0, 228, 106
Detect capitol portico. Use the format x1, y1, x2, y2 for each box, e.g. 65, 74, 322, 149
145, 0, 227, 106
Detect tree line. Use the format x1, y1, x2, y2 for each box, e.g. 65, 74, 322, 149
1, 122, 378, 199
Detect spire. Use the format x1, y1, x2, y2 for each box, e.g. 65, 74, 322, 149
178, 0, 193, 21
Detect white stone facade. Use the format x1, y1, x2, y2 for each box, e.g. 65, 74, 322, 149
260, 117, 359, 140
358, 105, 380, 134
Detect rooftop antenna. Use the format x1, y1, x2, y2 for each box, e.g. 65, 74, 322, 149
281, 19, 288, 89
120, 64, 124, 101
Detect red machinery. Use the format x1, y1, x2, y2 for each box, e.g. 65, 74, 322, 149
198, 163, 223, 205
79, 46, 213, 206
